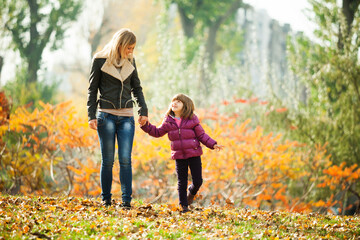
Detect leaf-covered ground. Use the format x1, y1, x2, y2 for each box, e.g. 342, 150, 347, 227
0, 195, 359, 239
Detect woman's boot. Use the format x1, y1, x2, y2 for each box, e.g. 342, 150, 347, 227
187, 192, 195, 205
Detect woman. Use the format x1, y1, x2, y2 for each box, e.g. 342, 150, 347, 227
87, 28, 148, 208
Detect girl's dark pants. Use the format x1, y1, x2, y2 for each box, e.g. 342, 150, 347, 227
175, 156, 203, 207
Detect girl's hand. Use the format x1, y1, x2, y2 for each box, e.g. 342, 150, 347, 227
89, 119, 97, 130
213, 144, 224, 151
138, 116, 148, 126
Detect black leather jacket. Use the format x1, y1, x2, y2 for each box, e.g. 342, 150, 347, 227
87, 57, 148, 121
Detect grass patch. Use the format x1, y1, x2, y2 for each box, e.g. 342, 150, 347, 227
0, 195, 359, 239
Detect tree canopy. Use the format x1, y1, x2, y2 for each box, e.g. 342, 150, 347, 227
286, 0, 360, 165
0, 0, 82, 84
163, 0, 248, 64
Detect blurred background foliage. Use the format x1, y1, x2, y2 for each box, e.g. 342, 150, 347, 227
0, 0, 359, 214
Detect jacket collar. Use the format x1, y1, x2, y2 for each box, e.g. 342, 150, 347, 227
94, 52, 135, 82
166, 114, 199, 124
167, 114, 198, 120
166, 115, 176, 122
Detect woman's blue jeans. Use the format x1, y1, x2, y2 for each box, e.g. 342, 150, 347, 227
97, 112, 135, 203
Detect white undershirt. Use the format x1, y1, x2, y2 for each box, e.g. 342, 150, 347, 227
99, 108, 133, 116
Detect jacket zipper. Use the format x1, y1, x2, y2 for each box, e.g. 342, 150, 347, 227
177, 120, 186, 158
119, 81, 124, 107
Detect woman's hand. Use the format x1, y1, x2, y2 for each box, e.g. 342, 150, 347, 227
138, 116, 148, 126
213, 144, 224, 152
89, 119, 98, 130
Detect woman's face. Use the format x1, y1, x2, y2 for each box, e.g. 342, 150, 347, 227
120, 43, 136, 58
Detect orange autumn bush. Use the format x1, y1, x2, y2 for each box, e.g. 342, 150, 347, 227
67, 106, 334, 212
196, 115, 331, 213
315, 162, 360, 214
3, 97, 356, 213
0, 100, 97, 194
0, 91, 10, 127
66, 158, 101, 197
129, 107, 332, 212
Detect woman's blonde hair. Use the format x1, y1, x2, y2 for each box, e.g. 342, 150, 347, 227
101, 28, 136, 65
166, 93, 195, 119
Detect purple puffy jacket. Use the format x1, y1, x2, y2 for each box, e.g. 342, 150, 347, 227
141, 114, 217, 160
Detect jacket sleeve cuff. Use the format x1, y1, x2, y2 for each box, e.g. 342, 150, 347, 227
88, 115, 96, 121
210, 140, 217, 149
140, 123, 150, 132
138, 107, 148, 117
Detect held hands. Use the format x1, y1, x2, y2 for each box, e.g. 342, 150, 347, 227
213, 144, 224, 152
89, 119, 97, 130
138, 116, 148, 126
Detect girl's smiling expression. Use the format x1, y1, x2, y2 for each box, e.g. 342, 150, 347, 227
171, 100, 184, 117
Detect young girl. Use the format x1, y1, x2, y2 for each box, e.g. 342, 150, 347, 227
141, 93, 223, 212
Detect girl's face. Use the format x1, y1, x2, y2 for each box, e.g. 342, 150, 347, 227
171, 99, 183, 117
120, 43, 136, 58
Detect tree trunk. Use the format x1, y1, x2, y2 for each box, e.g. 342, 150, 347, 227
206, 0, 243, 65
25, 34, 43, 83
26, 0, 41, 84
338, 0, 360, 49
177, 6, 195, 38
198, 53, 209, 105
342, 0, 360, 32
27, 55, 41, 84
90, 18, 114, 57
176, 0, 244, 99
206, 22, 221, 66
90, 0, 115, 58
199, 0, 243, 98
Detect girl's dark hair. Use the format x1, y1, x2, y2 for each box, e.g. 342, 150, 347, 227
166, 93, 195, 119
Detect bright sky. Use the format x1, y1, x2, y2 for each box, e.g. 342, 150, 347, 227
245, 0, 316, 37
